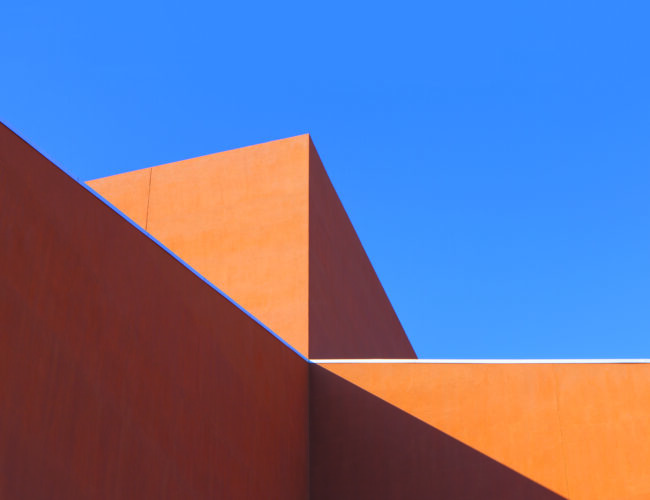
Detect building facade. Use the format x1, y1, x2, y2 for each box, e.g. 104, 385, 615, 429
1, 123, 648, 498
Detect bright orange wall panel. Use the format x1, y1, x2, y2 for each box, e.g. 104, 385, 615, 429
0, 123, 309, 499
553, 364, 650, 499
312, 362, 650, 500
88, 136, 415, 359
90, 136, 310, 355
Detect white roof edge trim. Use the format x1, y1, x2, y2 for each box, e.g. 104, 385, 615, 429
311, 359, 650, 364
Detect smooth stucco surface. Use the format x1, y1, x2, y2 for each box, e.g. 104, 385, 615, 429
313, 362, 650, 499
88, 136, 415, 359
6, 123, 649, 499
0, 123, 309, 499
90, 136, 311, 355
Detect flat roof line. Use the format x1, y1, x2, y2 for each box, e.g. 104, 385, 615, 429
311, 359, 650, 364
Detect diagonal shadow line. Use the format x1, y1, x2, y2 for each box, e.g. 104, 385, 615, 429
310, 364, 567, 500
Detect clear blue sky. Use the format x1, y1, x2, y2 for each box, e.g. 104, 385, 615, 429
2, 1, 649, 358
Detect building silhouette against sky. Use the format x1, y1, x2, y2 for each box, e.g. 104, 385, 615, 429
1, 122, 649, 498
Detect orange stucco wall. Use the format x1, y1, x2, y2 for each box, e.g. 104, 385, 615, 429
88, 136, 414, 359
89, 136, 311, 355
312, 362, 650, 500
0, 123, 309, 499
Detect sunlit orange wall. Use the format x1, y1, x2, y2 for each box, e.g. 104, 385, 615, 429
0, 124, 309, 499
89, 136, 311, 355
312, 362, 650, 500
88, 137, 415, 359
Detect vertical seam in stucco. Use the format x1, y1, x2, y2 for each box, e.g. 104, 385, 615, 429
552, 365, 571, 498
144, 167, 152, 231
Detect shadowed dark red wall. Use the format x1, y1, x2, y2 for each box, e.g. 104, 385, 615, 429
308, 140, 416, 358
0, 123, 309, 499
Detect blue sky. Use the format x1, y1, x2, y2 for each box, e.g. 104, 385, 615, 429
2, 1, 649, 358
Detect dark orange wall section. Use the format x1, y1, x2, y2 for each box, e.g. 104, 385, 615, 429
0, 123, 309, 499
308, 141, 415, 358
313, 362, 650, 500
88, 136, 415, 359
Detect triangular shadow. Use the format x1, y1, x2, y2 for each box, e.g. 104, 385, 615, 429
310, 364, 567, 499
